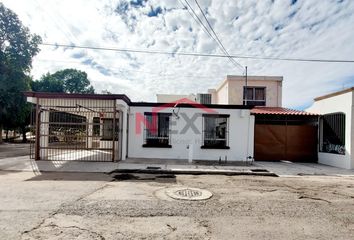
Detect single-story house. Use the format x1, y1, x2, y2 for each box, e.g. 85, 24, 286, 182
24, 92, 255, 163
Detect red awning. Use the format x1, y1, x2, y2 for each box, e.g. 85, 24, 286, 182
251, 107, 318, 116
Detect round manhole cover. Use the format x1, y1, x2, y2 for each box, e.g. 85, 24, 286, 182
165, 187, 212, 201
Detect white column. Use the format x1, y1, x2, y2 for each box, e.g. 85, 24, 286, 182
40, 110, 49, 160
87, 117, 93, 149
121, 108, 128, 160
247, 114, 255, 162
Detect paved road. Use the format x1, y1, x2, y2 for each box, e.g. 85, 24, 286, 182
0, 143, 29, 159
0, 171, 353, 239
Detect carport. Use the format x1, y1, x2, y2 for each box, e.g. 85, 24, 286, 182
252, 107, 319, 162
25, 92, 130, 162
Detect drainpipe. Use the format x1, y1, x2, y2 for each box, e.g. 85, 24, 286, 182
244, 66, 248, 105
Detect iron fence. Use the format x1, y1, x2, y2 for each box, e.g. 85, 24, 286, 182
30, 98, 120, 162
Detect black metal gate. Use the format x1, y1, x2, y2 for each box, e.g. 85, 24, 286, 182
30, 98, 120, 162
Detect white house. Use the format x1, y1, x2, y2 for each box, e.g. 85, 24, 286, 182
128, 101, 254, 162
25, 92, 254, 163
307, 87, 354, 169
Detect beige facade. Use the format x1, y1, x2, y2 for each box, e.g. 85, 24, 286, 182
209, 75, 283, 107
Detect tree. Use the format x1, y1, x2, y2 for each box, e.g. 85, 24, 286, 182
31, 73, 64, 93
32, 68, 95, 94
0, 3, 41, 143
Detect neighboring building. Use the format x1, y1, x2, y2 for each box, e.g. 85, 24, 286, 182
25, 92, 254, 163
156, 94, 196, 103
208, 75, 283, 107
307, 87, 354, 169
157, 93, 212, 105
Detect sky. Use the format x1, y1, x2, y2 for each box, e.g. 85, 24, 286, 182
2, 0, 354, 109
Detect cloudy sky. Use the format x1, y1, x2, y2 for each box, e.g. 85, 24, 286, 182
3, 0, 354, 108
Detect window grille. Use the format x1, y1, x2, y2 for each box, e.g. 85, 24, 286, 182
143, 113, 171, 147
320, 113, 345, 155
202, 114, 229, 149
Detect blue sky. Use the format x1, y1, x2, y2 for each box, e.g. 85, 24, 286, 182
3, 0, 354, 108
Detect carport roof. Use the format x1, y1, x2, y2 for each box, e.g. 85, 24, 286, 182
251, 107, 319, 116
24, 91, 132, 104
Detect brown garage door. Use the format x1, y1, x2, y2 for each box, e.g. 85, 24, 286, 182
254, 124, 317, 162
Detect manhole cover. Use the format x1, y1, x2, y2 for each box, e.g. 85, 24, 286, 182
165, 187, 212, 201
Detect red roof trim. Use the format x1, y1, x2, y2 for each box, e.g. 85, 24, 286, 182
251, 107, 318, 116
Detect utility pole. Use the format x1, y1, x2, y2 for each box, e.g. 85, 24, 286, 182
244, 66, 248, 105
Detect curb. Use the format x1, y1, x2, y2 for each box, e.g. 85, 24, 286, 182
109, 168, 278, 177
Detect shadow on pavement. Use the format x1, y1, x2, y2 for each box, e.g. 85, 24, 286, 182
111, 173, 177, 183
25, 171, 112, 181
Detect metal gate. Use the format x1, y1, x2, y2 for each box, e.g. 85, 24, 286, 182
253, 114, 318, 162
254, 124, 317, 162
30, 98, 120, 162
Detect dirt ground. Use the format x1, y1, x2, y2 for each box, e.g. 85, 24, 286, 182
0, 171, 353, 240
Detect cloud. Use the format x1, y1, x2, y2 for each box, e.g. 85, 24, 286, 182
2, 0, 354, 108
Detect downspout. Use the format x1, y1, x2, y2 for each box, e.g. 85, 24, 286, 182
244, 66, 248, 105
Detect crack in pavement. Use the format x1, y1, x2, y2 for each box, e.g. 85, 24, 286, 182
45, 223, 105, 240
298, 195, 331, 203
20, 181, 111, 238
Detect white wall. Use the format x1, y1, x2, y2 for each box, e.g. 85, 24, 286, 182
307, 91, 353, 169
127, 106, 254, 162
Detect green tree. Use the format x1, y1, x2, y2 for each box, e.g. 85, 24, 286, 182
0, 3, 41, 143
32, 68, 95, 94
31, 73, 64, 92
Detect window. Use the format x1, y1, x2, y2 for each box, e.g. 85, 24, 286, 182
202, 114, 229, 149
143, 113, 171, 148
243, 87, 266, 106
320, 113, 345, 155
101, 118, 118, 141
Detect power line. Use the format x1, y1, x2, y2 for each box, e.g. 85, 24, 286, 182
193, 0, 244, 70
178, 0, 217, 45
180, 0, 243, 71
36, 58, 223, 79
39, 43, 354, 63
177, 0, 213, 43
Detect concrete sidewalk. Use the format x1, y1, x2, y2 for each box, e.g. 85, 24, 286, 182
0, 155, 354, 176
256, 161, 354, 176
0, 156, 274, 176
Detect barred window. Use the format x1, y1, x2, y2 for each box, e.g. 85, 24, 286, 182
101, 118, 118, 141
320, 113, 345, 155
143, 113, 171, 148
202, 114, 229, 149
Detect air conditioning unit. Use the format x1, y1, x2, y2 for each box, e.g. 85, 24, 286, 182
196, 93, 212, 104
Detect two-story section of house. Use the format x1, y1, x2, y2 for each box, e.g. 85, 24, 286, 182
208, 75, 283, 107
208, 75, 318, 163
